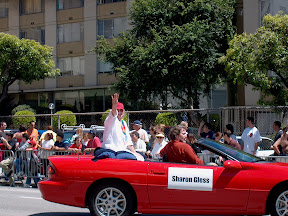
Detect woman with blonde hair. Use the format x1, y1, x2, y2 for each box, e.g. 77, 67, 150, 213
150, 132, 167, 159
70, 127, 84, 144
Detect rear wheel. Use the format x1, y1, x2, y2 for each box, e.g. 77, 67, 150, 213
88, 182, 134, 216
271, 188, 288, 216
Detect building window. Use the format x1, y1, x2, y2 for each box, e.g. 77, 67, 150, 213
20, 27, 45, 44
0, 0, 8, 18
20, 0, 44, 15
57, 0, 84, 10
55, 89, 114, 113
58, 56, 85, 76
260, 0, 288, 25
209, 89, 228, 108
260, 0, 270, 25
97, 17, 128, 39
57, 22, 84, 43
97, 0, 125, 4
98, 59, 113, 73
270, 0, 288, 15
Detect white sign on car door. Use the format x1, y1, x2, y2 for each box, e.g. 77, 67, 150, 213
168, 167, 213, 191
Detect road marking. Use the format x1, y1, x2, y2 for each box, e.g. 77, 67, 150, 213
19, 196, 42, 200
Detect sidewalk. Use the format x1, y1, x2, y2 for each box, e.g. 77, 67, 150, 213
0, 177, 37, 188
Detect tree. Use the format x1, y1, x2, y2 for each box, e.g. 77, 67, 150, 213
0, 33, 59, 105
52, 110, 77, 129
11, 104, 36, 115
93, 0, 235, 109
13, 110, 36, 129
155, 112, 177, 126
219, 13, 288, 106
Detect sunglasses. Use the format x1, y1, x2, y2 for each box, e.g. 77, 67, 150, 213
156, 137, 164, 139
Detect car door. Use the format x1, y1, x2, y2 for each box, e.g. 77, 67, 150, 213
147, 161, 250, 211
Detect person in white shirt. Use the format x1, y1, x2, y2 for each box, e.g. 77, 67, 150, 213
39, 133, 55, 149
39, 125, 57, 143
131, 120, 149, 144
38, 133, 55, 176
130, 131, 146, 155
82, 132, 89, 146
101, 93, 144, 161
241, 117, 262, 155
151, 133, 167, 159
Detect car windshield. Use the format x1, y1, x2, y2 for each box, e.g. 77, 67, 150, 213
196, 138, 264, 163
236, 136, 273, 150
63, 131, 75, 141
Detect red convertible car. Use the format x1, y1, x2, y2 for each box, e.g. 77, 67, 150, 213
39, 138, 288, 216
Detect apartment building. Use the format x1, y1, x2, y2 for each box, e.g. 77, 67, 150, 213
0, 0, 286, 112
208, 0, 288, 108
0, 0, 130, 113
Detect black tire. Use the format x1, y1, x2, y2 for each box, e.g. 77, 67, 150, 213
87, 182, 135, 216
270, 187, 288, 216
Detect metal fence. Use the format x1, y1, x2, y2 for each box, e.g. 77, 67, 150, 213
0, 149, 90, 187
3, 106, 288, 138
1, 148, 288, 188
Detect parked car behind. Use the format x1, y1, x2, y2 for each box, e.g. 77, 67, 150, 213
61, 124, 105, 144
236, 136, 274, 157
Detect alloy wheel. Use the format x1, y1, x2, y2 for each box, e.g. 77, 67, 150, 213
95, 187, 127, 216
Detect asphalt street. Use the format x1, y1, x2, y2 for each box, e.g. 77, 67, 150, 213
0, 186, 90, 216
0, 185, 266, 216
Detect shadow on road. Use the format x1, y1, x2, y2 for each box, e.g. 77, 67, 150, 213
29, 213, 91, 216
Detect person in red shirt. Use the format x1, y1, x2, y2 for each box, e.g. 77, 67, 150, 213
69, 136, 83, 155
84, 131, 101, 154
160, 125, 203, 165
88, 131, 101, 148
223, 130, 242, 150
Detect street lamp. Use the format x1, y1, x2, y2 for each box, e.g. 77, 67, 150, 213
49, 103, 55, 126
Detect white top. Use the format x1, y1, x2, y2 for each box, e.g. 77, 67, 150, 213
42, 139, 55, 149
133, 139, 147, 154
39, 130, 57, 142
241, 126, 262, 154
151, 140, 167, 159
102, 111, 144, 161
82, 139, 89, 146
132, 128, 149, 143
102, 110, 133, 151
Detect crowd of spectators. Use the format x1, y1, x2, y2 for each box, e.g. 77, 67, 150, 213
0, 120, 102, 187
131, 116, 288, 164
0, 99, 287, 188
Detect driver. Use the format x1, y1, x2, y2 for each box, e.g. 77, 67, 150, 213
160, 125, 203, 165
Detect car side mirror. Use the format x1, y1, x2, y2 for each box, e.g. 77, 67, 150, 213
223, 160, 242, 169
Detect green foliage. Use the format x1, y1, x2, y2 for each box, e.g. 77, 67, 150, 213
101, 110, 110, 125
155, 112, 177, 126
202, 113, 220, 132
92, 0, 236, 109
0, 33, 60, 104
11, 104, 36, 115
101, 109, 128, 125
220, 13, 288, 106
13, 110, 36, 129
52, 110, 77, 129
56, 104, 74, 112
